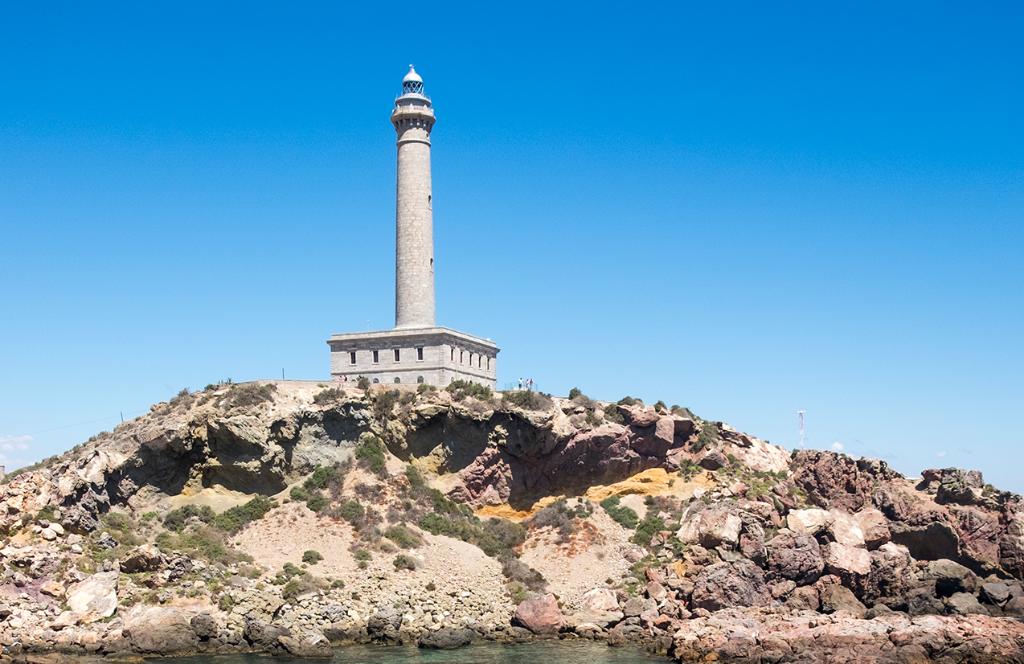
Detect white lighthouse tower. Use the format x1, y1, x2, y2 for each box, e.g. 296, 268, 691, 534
327, 66, 499, 388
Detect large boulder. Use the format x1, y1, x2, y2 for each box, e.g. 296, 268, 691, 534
854, 508, 891, 549
925, 559, 978, 596
513, 594, 563, 634
678, 507, 743, 550
827, 511, 865, 547
690, 560, 771, 612
823, 542, 871, 581
786, 508, 831, 536
575, 588, 622, 626
123, 606, 199, 654
419, 628, 476, 649
120, 544, 165, 573
817, 578, 867, 617
863, 542, 917, 608
66, 571, 118, 623
366, 608, 403, 642
765, 532, 824, 585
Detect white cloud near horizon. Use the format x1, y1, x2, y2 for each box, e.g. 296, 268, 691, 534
0, 434, 33, 452
831, 441, 844, 452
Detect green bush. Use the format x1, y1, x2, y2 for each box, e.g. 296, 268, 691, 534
384, 524, 423, 549
600, 496, 640, 529
163, 504, 215, 532
337, 500, 364, 523
306, 493, 329, 513
568, 387, 583, 400
357, 376, 371, 390
155, 526, 251, 565
355, 435, 387, 476
313, 387, 345, 405
602, 405, 625, 424
224, 383, 277, 408
289, 486, 310, 502
213, 496, 277, 534
393, 554, 417, 571
693, 423, 720, 452
416, 383, 436, 395
617, 396, 640, 407
446, 380, 493, 401
302, 550, 323, 564
502, 390, 553, 411
371, 389, 400, 419
631, 514, 667, 546
282, 576, 324, 601
405, 465, 426, 491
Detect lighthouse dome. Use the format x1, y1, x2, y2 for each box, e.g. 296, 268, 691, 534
401, 65, 425, 95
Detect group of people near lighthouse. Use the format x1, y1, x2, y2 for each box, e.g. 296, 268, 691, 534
517, 377, 535, 392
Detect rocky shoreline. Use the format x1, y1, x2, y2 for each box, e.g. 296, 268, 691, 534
2, 381, 1024, 662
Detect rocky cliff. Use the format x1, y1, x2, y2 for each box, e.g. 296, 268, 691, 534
0, 380, 1022, 662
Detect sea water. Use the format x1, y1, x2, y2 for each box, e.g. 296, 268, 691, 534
164, 642, 668, 663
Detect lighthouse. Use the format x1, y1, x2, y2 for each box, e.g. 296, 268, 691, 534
392, 66, 437, 330
327, 67, 499, 388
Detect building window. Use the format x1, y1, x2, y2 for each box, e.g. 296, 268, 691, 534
372, 350, 379, 364
417, 376, 424, 384
460, 351, 464, 364
450, 348, 454, 361
394, 377, 401, 384
394, 348, 401, 362
372, 378, 379, 384
478, 355, 482, 368
417, 347, 424, 361
486, 357, 491, 370
349, 351, 357, 365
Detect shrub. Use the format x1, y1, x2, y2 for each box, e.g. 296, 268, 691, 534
405, 465, 426, 491
393, 554, 417, 571
600, 495, 639, 529
617, 396, 640, 407
302, 550, 323, 564
353, 548, 372, 564
163, 504, 215, 532
357, 376, 371, 390
155, 526, 251, 565
213, 496, 277, 534
224, 383, 277, 408
602, 405, 625, 424
631, 514, 667, 546
693, 422, 720, 452
416, 383, 436, 395
384, 524, 423, 549
355, 434, 387, 476
447, 380, 493, 401
337, 500, 364, 523
502, 390, 552, 411
528, 500, 578, 542
671, 405, 695, 418
371, 389, 400, 419
500, 555, 546, 590
653, 400, 667, 412
289, 486, 310, 502
306, 493, 329, 513
218, 594, 235, 612
313, 387, 345, 405
282, 575, 325, 601
568, 387, 582, 400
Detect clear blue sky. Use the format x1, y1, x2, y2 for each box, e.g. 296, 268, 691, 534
2, 3, 1022, 491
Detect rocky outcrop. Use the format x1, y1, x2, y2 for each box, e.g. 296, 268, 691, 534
512, 594, 563, 634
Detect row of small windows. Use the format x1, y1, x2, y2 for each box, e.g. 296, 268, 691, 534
349, 347, 425, 365
450, 347, 491, 371
361, 376, 427, 385
347, 346, 491, 371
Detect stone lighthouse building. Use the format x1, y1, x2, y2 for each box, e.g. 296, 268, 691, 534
327, 67, 499, 388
